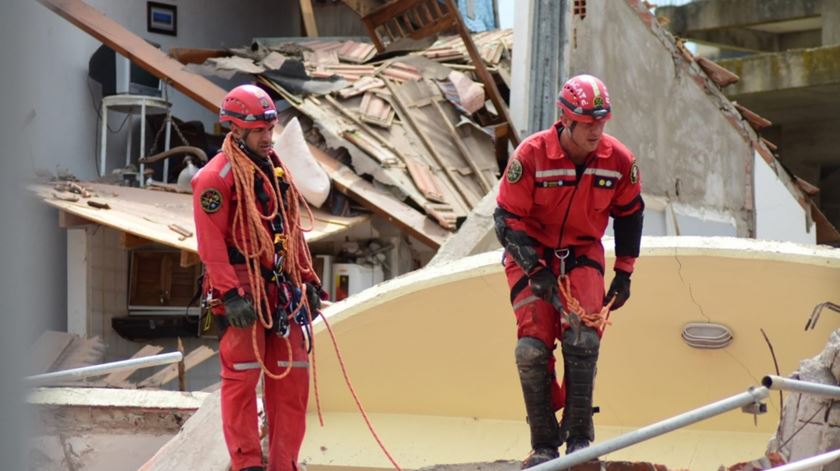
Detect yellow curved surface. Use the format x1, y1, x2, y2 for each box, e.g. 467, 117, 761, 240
302, 237, 840, 470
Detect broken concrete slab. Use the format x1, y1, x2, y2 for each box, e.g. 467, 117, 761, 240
768, 329, 840, 464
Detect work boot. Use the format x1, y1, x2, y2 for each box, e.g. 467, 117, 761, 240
240, 467, 265, 471
521, 447, 559, 469
515, 338, 562, 461
565, 436, 590, 454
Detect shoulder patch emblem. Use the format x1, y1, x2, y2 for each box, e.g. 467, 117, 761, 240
200, 188, 223, 213
507, 159, 523, 184
630, 162, 640, 184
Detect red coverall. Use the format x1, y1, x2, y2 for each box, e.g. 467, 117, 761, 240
497, 124, 643, 410
192, 150, 317, 471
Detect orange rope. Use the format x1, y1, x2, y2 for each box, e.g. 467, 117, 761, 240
224, 132, 399, 468
319, 312, 403, 471
557, 275, 614, 334
223, 134, 317, 380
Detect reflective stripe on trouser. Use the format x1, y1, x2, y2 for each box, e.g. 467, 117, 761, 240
219, 320, 309, 471
504, 250, 605, 411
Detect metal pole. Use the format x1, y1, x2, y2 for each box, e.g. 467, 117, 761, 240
25, 351, 183, 386
769, 449, 840, 471
763, 375, 840, 400
529, 386, 770, 471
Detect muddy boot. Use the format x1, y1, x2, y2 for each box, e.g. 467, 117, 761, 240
516, 337, 561, 469
560, 326, 600, 452
522, 447, 559, 469
240, 467, 265, 471
565, 436, 590, 454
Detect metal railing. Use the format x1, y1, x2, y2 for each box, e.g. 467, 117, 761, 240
530, 374, 840, 471
25, 351, 183, 386
529, 386, 770, 471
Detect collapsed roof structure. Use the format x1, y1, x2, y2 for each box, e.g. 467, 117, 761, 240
24, 0, 840, 469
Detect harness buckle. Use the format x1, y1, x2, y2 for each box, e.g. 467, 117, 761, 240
554, 248, 571, 276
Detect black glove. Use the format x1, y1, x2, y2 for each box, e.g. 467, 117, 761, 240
528, 267, 557, 302
305, 283, 326, 318
605, 270, 631, 310
222, 289, 257, 328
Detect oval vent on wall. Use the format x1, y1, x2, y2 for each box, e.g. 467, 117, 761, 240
682, 322, 733, 349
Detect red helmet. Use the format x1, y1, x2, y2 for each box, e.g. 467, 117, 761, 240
556, 74, 611, 124
219, 84, 278, 128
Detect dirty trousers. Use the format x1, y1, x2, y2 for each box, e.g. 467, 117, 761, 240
504, 249, 605, 411
219, 319, 309, 471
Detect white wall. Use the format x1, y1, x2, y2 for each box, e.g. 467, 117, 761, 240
23, 0, 301, 180
754, 152, 816, 244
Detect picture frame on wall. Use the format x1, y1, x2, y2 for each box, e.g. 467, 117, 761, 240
147, 2, 177, 36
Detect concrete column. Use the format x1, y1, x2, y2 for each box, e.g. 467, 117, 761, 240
823, 0, 840, 45
511, 0, 569, 138
67, 227, 88, 337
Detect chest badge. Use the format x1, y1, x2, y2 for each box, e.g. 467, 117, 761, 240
630, 162, 640, 184
507, 159, 523, 184
200, 188, 223, 213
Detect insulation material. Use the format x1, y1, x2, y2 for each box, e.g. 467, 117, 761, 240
206, 56, 266, 74
274, 117, 331, 208
439, 70, 485, 114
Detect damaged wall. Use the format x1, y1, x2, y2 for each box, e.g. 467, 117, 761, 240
567, 1, 753, 235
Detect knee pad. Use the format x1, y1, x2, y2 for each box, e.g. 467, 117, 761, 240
561, 326, 600, 356
515, 337, 551, 367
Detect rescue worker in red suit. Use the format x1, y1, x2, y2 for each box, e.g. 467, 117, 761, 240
494, 75, 643, 467
192, 84, 326, 471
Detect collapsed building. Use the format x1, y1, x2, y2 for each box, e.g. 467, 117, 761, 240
16, 0, 840, 470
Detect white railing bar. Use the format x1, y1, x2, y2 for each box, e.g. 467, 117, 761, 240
769, 448, 840, 471
25, 351, 183, 386
529, 386, 770, 471
762, 375, 840, 400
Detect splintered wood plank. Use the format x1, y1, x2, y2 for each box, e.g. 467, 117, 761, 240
137, 390, 229, 471
300, 0, 319, 37
37, 0, 225, 111
137, 346, 217, 389
180, 250, 201, 268
103, 344, 165, 388
29, 331, 76, 375
121, 232, 153, 250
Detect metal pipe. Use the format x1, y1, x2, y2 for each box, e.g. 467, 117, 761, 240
769, 449, 840, 471
762, 375, 840, 400
25, 352, 183, 386
529, 386, 770, 471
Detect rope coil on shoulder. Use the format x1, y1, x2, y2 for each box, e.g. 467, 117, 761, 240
223, 133, 401, 469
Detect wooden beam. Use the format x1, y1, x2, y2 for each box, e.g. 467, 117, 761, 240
137, 346, 217, 389
36, 0, 225, 112
58, 210, 90, 228
180, 250, 200, 268
299, 0, 319, 37
121, 231, 153, 250
442, 0, 520, 147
